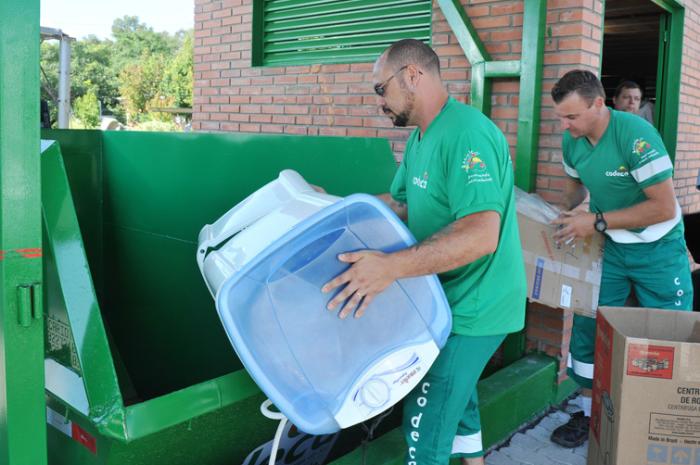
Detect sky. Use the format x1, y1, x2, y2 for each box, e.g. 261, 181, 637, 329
40, 0, 194, 39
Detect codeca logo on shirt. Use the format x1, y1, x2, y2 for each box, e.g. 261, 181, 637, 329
412, 171, 429, 189
605, 165, 629, 177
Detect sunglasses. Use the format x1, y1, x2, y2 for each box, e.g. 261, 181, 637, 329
373, 65, 412, 97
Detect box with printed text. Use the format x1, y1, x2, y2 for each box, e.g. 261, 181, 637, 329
516, 189, 604, 318
588, 306, 700, 465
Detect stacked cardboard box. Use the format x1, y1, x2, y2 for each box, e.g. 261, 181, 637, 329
516, 189, 605, 318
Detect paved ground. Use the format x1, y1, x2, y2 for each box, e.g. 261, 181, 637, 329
485, 397, 588, 465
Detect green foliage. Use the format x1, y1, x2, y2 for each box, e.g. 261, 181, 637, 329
119, 51, 168, 121
73, 90, 101, 128
161, 31, 193, 108
39, 16, 193, 130
72, 36, 120, 111
111, 16, 179, 71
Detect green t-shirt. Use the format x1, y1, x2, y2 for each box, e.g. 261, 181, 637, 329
562, 109, 682, 243
389, 97, 526, 336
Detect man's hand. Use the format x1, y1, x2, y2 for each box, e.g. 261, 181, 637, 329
321, 250, 398, 319
551, 210, 596, 245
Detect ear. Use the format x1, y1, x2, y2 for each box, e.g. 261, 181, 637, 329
594, 96, 605, 109
405, 64, 421, 88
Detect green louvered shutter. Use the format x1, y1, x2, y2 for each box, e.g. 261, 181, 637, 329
253, 0, 432, 66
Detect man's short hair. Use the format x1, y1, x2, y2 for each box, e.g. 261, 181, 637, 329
614, 80, 643, 98
384, 39, 440, 75
551, 69, 606, 104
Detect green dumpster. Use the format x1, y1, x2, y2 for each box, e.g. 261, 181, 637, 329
40, 130, 399, 465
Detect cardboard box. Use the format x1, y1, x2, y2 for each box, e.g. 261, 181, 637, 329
516, 189, 604, 318
589, 307, 700, 465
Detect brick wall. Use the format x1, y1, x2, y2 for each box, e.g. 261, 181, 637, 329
194, 0, 700, 385
677, 3, 700, 214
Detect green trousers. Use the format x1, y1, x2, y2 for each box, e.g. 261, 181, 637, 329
402, 333, 506, 464
568, 236, 694, 389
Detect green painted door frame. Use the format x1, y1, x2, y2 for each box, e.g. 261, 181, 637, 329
0, 1, 47, 465
651, 0, 684, 162
437, 0, 547, 364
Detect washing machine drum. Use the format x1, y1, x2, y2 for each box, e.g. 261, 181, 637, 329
201, 172, 451, 435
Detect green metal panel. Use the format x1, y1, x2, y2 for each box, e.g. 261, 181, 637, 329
42, 141, 126, 440
0, 1, 46, 465
254, 0, 432, 66
329, 354, 562, 464
41, 130, 104, 298
41, 130, 402, 464
514, 0, 546, 193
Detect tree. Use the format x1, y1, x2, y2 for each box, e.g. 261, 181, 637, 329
73, 90, 101, 128
111, 16, 178, 70
160, 31, 193, 108
118, 51, 167, 121
72, 36, 120, 112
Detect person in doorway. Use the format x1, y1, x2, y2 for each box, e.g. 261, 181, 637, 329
549, 69, 693, 448
613, 80, 655, 125
321, 39, 527, 464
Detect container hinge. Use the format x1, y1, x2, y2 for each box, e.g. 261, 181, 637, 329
17, 282, 43, 327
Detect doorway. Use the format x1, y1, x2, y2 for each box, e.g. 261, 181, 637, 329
601, 0, 684, 159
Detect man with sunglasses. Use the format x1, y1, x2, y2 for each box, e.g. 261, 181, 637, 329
549, 69, 693, 448
322, 39, 526, 464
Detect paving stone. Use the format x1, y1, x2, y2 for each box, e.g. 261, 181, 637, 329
484, 396, 589, 465
485, 449, 521, 465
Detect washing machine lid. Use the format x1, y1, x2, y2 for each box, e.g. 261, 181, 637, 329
216, 194, 451, 434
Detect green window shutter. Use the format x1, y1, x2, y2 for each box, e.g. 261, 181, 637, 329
253, 0, 432, 66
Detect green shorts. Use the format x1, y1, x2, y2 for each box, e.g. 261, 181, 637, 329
568, 236, 694, 389
402, 333, 505, 464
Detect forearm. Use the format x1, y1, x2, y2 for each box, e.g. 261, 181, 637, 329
376, 193, 408, 220
604, 198, 676, 230
387, 211, 500, 279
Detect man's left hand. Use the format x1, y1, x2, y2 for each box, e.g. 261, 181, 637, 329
322, 251, 398, 319
551, 210, 595, 245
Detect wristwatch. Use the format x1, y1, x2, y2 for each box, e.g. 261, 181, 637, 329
594, 212, 608, 233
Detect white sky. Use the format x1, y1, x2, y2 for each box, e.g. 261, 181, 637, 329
40, 0, 194, 39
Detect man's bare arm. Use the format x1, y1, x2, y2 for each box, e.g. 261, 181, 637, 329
323, 210, 501, 318
553, 178, 677, 243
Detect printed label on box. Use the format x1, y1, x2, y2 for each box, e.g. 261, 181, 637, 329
532, 257, 544, 299
627, 344, 675, 379
560, 284, 572, 308
649, 412, 700, 438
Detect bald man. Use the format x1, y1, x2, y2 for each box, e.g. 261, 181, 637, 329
322, 39, 526, 465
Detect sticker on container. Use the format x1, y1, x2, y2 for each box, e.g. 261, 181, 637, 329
627, 344, 675, 379
46, 406, 97, 454
560, 284, 572, 308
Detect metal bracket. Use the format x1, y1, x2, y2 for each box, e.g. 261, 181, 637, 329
17, 283, 43, 327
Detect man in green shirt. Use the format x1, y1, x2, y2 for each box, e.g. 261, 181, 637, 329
322, 39, 526, 465
549, 69, 694, 448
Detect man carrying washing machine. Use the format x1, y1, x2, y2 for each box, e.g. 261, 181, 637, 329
322, 39, 527, 465
548, 69, 694, 448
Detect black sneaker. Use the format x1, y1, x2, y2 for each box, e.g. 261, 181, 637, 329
550, 411, 589, 448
